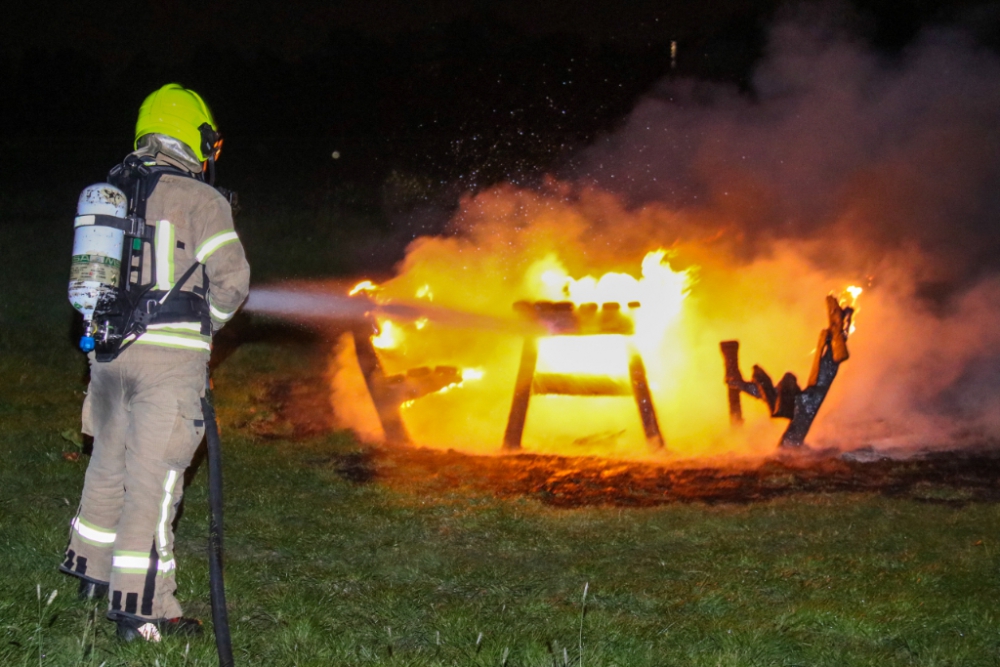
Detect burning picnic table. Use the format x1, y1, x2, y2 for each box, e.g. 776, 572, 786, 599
348, 291, 853, 453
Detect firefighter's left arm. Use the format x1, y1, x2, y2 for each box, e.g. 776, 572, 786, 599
193, 194, 251, 332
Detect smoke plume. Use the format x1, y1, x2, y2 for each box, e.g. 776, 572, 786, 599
567, 5, 1000, 450
324, 6, 1000, 456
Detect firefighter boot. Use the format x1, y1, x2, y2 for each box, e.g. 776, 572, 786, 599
114, 614, 204, 642
78, 578, 109, 601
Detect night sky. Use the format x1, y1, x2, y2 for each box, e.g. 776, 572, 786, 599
3, 0, 998, 234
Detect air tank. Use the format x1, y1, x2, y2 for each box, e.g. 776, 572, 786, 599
69, 184, 128, 351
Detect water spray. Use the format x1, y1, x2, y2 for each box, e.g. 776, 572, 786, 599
244, 287, 536, 334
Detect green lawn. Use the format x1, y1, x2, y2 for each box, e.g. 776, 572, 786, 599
2, 215, 999, 666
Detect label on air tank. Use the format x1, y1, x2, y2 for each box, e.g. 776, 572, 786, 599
70, 254, 120, 285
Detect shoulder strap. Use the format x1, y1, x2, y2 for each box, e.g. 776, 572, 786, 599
109, 155, 199, 218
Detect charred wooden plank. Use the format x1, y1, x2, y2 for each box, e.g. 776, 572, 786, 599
719, 340, 744, 425
503, 337, 538, 450
383, 365, 462, 401
722, 295, 855, 448
751, 365, 775, 412
512, 300, 636, 335
532, 373, 632, 396
774, 372, 801, 420
629, 346, 665, 449
352, 325, 410, 444
781, 330, 837, 448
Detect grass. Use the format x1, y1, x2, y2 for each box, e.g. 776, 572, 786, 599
2, 213, 1000, 666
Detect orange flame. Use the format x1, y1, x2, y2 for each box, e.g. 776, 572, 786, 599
331, 185, 867, 460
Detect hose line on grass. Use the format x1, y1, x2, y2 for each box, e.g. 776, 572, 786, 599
203, 375, 234, 667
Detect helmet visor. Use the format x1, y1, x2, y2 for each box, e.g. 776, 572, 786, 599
199, 123, 223, 163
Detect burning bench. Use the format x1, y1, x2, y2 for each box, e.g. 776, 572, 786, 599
503, 300, 664, 451
720, 295, 854, 448
351, 322, 462, 444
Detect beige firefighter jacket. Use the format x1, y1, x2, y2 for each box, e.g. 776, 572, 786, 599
127, 152, 250, 352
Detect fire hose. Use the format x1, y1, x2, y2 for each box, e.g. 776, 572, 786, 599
202, 375, 234, 667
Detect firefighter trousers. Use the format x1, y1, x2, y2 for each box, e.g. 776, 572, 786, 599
62, 345, 207, 622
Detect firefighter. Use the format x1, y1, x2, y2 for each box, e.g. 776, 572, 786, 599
61, 84, 250, 642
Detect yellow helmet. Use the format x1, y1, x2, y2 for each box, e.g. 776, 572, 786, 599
134, 84, 221, 163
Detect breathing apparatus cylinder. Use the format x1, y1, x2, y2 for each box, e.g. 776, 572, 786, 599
69, 184, 128, 352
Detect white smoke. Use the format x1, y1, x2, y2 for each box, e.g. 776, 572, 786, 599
566, 5, 1000, 450
318, 5, 1000, 455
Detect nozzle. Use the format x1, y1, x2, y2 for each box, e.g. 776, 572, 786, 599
79, 336, 95, 352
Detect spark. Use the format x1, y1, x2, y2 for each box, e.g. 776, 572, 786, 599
461, 368, 485, 382
416, 284, 434, 301
349, 280, 380, 296
372, 320, 400, 349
